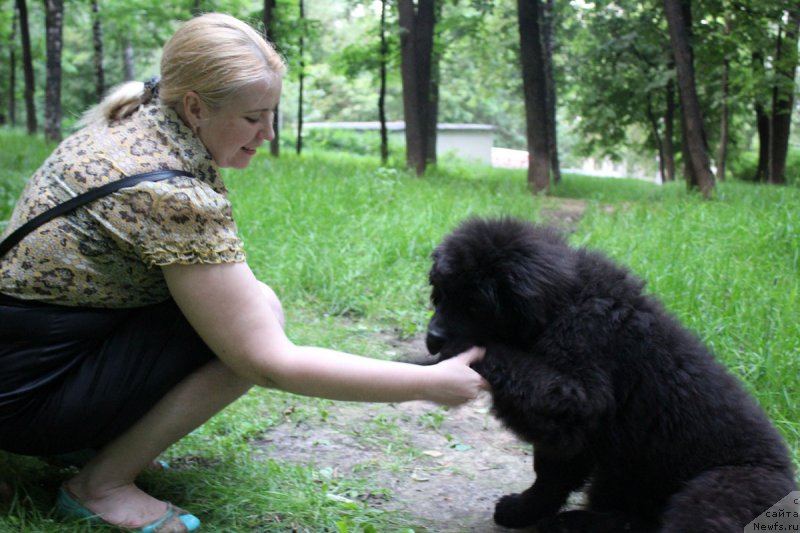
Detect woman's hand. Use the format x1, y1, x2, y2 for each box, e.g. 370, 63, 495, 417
422, 347, 489, 406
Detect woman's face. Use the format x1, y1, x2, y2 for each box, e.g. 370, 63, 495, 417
188, 77, 282, 169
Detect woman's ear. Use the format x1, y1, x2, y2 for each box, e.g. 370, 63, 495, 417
181, 91, 205, 131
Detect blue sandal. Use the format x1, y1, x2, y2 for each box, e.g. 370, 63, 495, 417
55, 485, 201, 532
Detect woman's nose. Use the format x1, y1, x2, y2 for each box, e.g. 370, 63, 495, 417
260, 118, 275, 142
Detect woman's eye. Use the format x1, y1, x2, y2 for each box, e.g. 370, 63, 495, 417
245, 117, 259, 124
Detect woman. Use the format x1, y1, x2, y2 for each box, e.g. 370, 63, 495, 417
0, 13, 487, 532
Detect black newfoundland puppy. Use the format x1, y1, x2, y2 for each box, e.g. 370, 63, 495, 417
425, 217, 795, 532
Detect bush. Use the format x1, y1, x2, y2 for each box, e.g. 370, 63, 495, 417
0, 129, 56, 224
281, 127, 404, 157
729, 148, 800, 186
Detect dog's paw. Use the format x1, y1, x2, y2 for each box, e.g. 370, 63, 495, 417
494, 493, 542, 529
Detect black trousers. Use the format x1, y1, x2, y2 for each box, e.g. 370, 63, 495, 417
0, 294, 214, 455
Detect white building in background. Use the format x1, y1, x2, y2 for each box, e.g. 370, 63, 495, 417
435, 124, 495, 164
304, 121, 495, 165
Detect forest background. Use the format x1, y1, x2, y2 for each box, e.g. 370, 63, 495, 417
1, 0, 798, 196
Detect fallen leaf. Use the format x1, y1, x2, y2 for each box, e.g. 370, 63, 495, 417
411, 469, 430, 482
421, 450, 443, 457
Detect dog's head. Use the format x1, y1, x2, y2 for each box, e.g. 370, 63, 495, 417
426, 217, 577, 359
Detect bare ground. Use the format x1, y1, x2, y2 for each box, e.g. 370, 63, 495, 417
253, 336, 536, 533
538, 198, 588, 233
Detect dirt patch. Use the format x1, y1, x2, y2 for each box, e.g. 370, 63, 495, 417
539, 198, 588, 233
253, 336, 537, 533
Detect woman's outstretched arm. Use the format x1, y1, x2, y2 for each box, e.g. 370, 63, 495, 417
162, 261, 487, 406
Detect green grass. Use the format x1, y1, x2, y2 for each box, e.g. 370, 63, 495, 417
1, 132, 798, 531
232, 151, 540, 334
0, 129, 56, 230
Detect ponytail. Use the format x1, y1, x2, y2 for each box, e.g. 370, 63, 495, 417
76, 77, 160, 129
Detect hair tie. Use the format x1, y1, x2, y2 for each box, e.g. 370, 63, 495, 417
144, 76, 161, 100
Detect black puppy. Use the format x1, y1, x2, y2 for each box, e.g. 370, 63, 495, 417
425, 217, 796, 532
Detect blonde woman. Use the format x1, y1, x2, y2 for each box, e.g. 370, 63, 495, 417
0, 13, 486, 532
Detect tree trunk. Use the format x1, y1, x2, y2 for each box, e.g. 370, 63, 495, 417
768, 7, 799, 185
677, 0, 693, 184
399, 0, 436, 176
398, 0, 424, 175
716, 13, 731, 182
122, 36, 134, 81
517, 0, 550, 193
424, 2, 442, 167
8, 8, 18, 126
425, 47, 439, 167
44, 0, 64, 142
754, 100, 770, 182
378, 0, 389, 164
646, 95, 666, 183
752, 52, 769, 182
541, 0, 560, 183
264, 0, 280, 157
91, 0, 105, 101
296, 0, 305, 155
663, 0, 714, 198
663, 78, 676, 182
716, 75, 729, 182
17, 0, 36, 134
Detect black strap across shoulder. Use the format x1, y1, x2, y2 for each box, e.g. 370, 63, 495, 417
0, 169, 194, 259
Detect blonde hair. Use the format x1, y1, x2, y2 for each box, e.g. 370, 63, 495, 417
79, 13, 285, 128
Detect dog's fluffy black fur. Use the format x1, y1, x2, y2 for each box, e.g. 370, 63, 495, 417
425, 217, 796, 532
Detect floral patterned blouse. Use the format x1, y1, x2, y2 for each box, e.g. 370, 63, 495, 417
0, 101, 245, 308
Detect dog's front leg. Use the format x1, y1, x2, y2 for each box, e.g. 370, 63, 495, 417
494, 449, 592, 529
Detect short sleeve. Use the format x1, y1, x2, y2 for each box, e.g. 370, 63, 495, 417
93, 176, 246, 268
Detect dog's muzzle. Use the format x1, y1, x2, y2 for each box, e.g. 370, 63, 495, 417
425, 326, 447, 355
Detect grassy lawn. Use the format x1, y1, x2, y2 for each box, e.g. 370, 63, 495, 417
0, 129, 798, 532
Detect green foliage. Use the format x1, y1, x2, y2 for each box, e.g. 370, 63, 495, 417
436, 0, 527, 149
289, 128, 404, 157
729, 149, 800, 185
4, 0, 795, 172
561, 0, 674, 157
281, 2, 405, 125
1, 0, 267, 130
559, 0, 798, 174
0, 129, 55, 227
